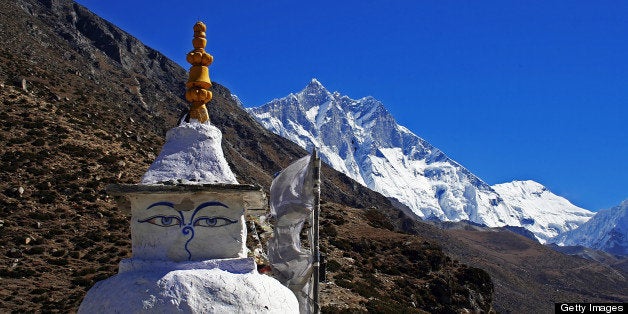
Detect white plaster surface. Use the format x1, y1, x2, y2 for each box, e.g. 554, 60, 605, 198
141, 122, 238, 185
118, 257, 255, 273
79, 258, 299, 314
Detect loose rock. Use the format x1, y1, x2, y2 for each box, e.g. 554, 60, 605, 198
8, 248, 22, 258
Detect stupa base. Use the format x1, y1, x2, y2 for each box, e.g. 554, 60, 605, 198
78, 258, 299, 313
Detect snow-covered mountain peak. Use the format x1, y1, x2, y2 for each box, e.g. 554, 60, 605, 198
296, 79, 388, 122
248, 80, 515, 225
307, 77, 324, 89
498, 180, 549, 198
492, 180, 594, 243
297, 78, 333, 107
248, 80, 596, 246
347, 96, 386, 117
509, 179, 546, 190
553, 199, 628, 256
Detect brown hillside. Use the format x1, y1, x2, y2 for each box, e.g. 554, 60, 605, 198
405, 220, 627, 313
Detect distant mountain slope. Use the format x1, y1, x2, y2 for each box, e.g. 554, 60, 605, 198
492, 180, 594, 243
404, 219, 628, 313
554, 200, 628, 256
248, 80, 594, 244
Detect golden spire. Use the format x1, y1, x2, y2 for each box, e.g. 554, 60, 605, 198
185, 21, 213, 123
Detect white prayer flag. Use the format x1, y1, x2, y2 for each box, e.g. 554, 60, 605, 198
270, 155, 314, 225
268, 155, 316, 313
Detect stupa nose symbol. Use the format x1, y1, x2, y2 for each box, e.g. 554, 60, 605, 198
181, 225, 195, 260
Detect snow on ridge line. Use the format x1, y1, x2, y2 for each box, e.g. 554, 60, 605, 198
491, 180, 594, 243
552, 199, 627, 255
249, 80, 507, 221
247, 79, 595, 245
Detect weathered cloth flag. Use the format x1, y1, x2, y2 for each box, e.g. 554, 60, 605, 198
268, 155, 315, 313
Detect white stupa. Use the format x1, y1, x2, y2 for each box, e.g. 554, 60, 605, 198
78, 22, 298, 313
140, 122, 238, 185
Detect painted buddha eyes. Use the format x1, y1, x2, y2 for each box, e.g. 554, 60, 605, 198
139, 215, 236, 228
139, 215, 182, 227
193, 217, 237, 227
139, 201, 235, 260
139, 201, 235, 229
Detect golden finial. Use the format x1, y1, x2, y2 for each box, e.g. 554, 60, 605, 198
185, 21, 213, 123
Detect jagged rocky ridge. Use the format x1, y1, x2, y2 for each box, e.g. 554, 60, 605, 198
248, 80, 594, 243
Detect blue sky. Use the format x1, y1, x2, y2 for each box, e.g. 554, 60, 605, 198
75, 0, 627, 211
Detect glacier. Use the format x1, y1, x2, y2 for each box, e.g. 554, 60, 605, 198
247, 79, 594, 243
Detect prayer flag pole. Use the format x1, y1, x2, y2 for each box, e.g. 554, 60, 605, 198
311, 148, 321, 314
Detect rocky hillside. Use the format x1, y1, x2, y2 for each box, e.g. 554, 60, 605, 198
405, 219, 627, 312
